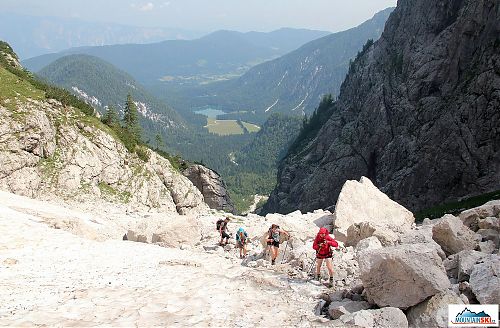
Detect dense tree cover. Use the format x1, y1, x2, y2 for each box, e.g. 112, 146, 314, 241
218, 114, 302, 212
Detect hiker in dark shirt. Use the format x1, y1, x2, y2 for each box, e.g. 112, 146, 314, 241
266, 224, 290, 265
219, 217, 231, 246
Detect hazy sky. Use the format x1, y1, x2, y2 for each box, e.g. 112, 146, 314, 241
1, 0, 397, 33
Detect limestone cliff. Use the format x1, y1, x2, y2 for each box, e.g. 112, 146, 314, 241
0, 44, 207, 215
265, 0, 500, 214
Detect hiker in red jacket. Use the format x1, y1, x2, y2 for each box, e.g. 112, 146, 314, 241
312, 227, 339, 287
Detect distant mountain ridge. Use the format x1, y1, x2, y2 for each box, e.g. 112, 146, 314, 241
217, 8, 393, 116
0, 13, 202, 59
160, 8, 393, 123
22, 28, 330, 84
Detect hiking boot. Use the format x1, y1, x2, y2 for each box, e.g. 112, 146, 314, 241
271, 259, 275, 265
313, 274, 320, 281
328, 277, 334, 288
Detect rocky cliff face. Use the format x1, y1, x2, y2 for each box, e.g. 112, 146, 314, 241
0, 82, 207, 215
183, 164, 235, 213
265, 0, 500, 214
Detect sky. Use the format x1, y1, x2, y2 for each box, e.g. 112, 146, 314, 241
0, 0, 397, 33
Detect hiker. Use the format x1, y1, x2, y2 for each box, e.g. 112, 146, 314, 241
235, 227, 248, 258
266, 224, 290, 265
312, 227, 339, 287
217, 217, 231, 246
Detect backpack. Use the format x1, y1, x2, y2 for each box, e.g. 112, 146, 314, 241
236, 229, 247, 241
216, 219, 224, 231
269, 226, 280, 243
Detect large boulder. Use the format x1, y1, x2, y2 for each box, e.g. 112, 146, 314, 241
126, 215, 201, 247
432, 215, 479, 255
469, 254, 500, 304
182, 164, 235, 213
406, 290, 463, 328
332, 177, 414, 244
336, 308, 408, 328
358, 243, 450, 308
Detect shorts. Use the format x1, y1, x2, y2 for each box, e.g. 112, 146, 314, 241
236, 240, 246, 248
267, 241, 279, 248
221, 231, 230, 239
316, 253, 332, 260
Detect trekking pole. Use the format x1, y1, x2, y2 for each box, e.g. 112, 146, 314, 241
280, 239, 289, 264
305, 259, 316, 282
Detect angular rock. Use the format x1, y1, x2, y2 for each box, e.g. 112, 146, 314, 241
458, 281, 477, 304
399, 225, 446, 260
469, 254, 500, 304
459, 200, 500, 232
358, 243, 450, 308
332, 177, 414, 244
339, 308, 408, 328
478, 240, 497, 254
182, 164, 235, 213
478, 217, 500, 231
443, 254, 459, 280
432, 215, 479, 255
407, 290, 463, 328
314, 300, 327, 316
327, 300, 371, 319
356, 236, 382, 253
476, 229, 499, 248
457, 250, 487, 282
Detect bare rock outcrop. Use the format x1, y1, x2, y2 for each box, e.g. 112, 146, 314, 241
0, 98, 207, 215
264, 0, 500, 215
358, 243, 450, 309
182, 164, 235, 213
332, 177, 414, 244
